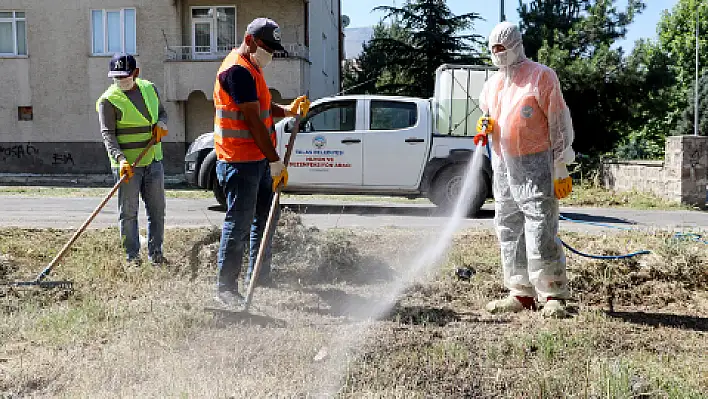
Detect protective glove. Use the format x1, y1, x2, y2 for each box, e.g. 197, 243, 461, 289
153, 121, 168, 143
270, 160, 289, 192
553, 162, 573, 199
119, 159, 134, 182
474, 116, 494, 146
288, 95, 311, 118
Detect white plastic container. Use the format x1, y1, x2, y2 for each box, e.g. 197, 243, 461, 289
433, 64, 497, 137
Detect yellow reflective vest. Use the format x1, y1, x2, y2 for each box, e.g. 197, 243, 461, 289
96, 78, 162, 167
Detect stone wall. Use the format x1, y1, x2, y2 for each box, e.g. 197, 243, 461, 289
602, 136, 708, 208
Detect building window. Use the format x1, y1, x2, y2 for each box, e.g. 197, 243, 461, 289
18, 106, 32, 121
0, 11, 27, 56
190, 6, 236, 58
91, 9, 136, 55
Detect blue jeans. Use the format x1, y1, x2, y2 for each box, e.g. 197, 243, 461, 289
112, 160, 166, 262
216, 159, 279, 292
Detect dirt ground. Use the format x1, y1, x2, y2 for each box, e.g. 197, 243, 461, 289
1, 211, 707, 398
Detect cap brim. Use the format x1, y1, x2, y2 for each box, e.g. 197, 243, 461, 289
263, 40, 284, 52
108, 71, 131, 78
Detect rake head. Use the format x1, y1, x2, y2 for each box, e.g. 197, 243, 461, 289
3, 279, 74, 290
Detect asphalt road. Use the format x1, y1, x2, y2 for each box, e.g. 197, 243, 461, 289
0, 196, 707, 234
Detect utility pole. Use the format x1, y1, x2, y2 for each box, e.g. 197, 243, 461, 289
500, 0, 506, 22
695, 0, 700, 136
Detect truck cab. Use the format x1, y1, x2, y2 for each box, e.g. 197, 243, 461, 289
184, 65, 495, 215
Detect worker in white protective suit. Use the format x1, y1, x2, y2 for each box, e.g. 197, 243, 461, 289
474, 22, 575, 318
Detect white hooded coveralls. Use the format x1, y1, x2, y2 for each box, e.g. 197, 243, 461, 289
479, 22, 575, 300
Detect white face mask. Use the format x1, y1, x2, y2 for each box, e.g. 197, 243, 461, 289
491, 50, 513, 67
114, 77, 135, 91
252, 46, 273, 68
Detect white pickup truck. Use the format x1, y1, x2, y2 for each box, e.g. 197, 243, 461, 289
184, 65, 495, 215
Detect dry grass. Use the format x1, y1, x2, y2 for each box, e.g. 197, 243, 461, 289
1, 221, 706, 397
560, 183, 692, 210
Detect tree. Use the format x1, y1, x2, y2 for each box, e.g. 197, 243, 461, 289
518, 0, 679, 158
657, 0, 708, 101
519, 0, 644, 60
345, 0, 484, 98
675, 71, 708, 136
342, 21, 413, 95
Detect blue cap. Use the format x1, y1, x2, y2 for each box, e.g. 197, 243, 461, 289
108, 53, 137, 78
246, 18, 284, 51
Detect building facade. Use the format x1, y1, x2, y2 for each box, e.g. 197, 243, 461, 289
0, 0, 341, 175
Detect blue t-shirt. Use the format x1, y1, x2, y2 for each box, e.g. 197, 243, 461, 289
218, 65, 258, 104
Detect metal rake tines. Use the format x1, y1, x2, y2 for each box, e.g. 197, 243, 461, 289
4, 279, 74, 290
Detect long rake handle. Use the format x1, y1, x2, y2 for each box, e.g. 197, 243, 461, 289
243, 117, 301, 311
36, 137, 158, 282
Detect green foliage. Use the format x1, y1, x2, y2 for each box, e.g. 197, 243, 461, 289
520, 0, 677, 159
674, 70, 708, 136
657, 0, 708, 100
343, 0, 483, 98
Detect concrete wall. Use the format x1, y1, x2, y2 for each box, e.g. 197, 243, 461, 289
164, 58, 307, 101
0, 0, 339, 176
186, 91, 213, 143
308, 0, 341, 99
602, 136, 708, 208
0, 0, 183, 173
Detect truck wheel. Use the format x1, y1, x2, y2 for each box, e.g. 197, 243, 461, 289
429, 165, 488, 217
212, 173, 226, 209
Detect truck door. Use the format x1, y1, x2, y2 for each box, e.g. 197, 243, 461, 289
282, 99, 363, 187
362, 99, 429, 188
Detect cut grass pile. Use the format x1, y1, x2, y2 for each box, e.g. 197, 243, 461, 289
0, 220, 706, 397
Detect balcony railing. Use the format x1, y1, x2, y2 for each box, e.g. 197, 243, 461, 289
165, 43, 309, 61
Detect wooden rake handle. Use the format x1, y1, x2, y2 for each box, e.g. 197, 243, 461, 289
243, 116, 302, 311
36, 137, 159, 282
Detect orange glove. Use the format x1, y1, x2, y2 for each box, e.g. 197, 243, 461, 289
153, 121, 168, 143
119, 159, 134, 182
474, 116, 493, 146
289, 96, 310, 117
270, 161, 289, 192
476, 116, 494, 134
554, 162, 573, 199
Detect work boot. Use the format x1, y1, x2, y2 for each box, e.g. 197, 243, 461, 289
126, 257, 143, 268
485, 296, 536, 314
541, 298, 569, 319
149, 254, 169, 266
214, 290, 245, 308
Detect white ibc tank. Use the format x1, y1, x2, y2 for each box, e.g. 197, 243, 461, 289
434, 65, 496, 137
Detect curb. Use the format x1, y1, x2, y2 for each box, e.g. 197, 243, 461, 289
0, 173, 188, 187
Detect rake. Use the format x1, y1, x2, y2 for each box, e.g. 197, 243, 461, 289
2, 136, 159, 290
242, 116, 302, 312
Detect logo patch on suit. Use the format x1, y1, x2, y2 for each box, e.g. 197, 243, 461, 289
521, 105, 533, 118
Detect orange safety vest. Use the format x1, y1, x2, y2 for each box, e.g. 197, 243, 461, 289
213, 50, 275, 162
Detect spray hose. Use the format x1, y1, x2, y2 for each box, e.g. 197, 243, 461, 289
557, 214, 707, 260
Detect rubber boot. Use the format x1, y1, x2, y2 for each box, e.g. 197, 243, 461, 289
485, 296, 536, 314
541, 298, 569, 319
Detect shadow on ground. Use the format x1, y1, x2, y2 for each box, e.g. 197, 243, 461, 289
209, 203, 495, 219
607, 311, 708, 332
561, 212, 637, 226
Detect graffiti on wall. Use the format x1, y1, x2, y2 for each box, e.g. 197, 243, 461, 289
0, 143, 39, 161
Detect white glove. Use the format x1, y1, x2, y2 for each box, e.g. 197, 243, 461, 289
157, 121, 168, 130
269, 160, 286, 177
